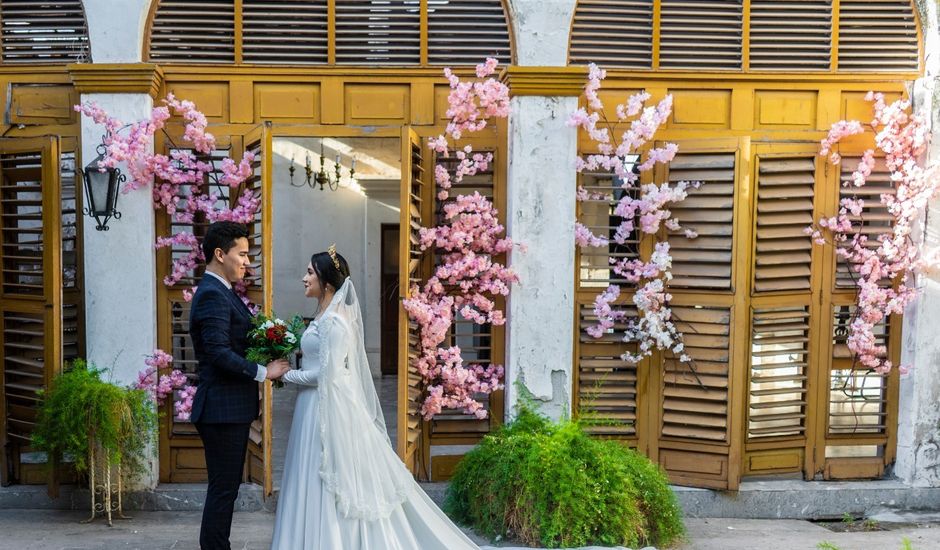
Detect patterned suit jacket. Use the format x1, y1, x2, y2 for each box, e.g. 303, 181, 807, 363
189, 274, 260, 424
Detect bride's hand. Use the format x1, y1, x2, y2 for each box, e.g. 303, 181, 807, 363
265, 359, 290, 379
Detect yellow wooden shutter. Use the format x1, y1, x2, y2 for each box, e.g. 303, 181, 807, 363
149, 0, 236, 63
398, 127, 430, 479
666, 151, 736, 290
749, 0, 832, 71
821, 302, 895, 479
60, 148, 84, 375
569, 0, 654, 69
577, 166, 640, 288
661, 305, 731, 442
425, 146, 504, 479
828, 305, 889, 435
242, 0, 328, 64
838, 0, 920, 72
427, 0, 511, 65
748, 306, 810, 440
243, 123, 273, 496
835, 156, 893, 289
0, 0, 90, 63
658, 304, 734, 489
753, 156, 816, 293
659, 0, 743, 70
0, 136, 64, 492
577, 302, 639, 437
335, 0, 421, 65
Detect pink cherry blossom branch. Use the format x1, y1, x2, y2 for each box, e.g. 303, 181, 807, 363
570, 63, 699, 371
77, 94, 259, 294
402, 59, 517, 420
135, 349, 195, 421
808, 91, 938, 375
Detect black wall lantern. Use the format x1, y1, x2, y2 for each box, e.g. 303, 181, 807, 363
82, 139, 124, 231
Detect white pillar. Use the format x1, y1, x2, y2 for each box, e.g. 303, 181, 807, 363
80, 93, 158, 487
895, 0, 940, 487
507, 0, 579, 66
504, 95, 579, 421
80, 94, 157, 386
82, 0, 151, 63
502, 0, 580, 421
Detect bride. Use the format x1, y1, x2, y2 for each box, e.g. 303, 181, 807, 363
270, 246, 479, 549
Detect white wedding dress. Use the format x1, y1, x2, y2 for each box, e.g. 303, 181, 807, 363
270, 279, 479, 549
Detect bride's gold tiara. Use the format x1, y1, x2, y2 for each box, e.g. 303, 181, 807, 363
327, 243, 341, 270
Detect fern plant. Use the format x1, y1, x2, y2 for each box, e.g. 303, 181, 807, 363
445, 402, 684, 548
31, 359, 157, 482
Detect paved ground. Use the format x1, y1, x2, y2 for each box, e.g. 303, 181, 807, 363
1, 509, 939, 550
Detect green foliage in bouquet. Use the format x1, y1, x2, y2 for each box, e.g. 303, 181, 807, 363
245, 313, 305, 365
445, 402, 684, 548
31, 360, 157, 479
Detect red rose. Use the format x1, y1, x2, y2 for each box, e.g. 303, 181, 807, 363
266, 325, 286, 343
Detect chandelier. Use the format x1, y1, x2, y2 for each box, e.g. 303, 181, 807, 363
289, 139, 356, 191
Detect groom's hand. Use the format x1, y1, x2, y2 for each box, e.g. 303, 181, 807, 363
265, 359, 290, 380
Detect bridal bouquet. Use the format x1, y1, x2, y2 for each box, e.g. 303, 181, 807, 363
245, 313, 305, 388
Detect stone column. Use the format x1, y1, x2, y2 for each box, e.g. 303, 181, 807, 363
70, 65, 164, 488
501, 66, 586, 421
895, 0, 940, 487
501, 0, 581, 421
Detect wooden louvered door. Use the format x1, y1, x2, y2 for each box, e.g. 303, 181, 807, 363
574, 161, 645, 448
649, 138, 750, 490
242, 123, 274, 496
0, 136, 66, 493
398, 127, 431, 478
426, 136, 505, 480
155, 124, 274, 496
811, 153, 900, 480
745, 145, 826, 479
156, 132, 239, 483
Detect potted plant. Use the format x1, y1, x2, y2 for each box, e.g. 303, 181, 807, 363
31, 359, 156, 525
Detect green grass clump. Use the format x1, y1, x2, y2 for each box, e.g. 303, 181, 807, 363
445, 405, 684, 548
31, 359, 156, 480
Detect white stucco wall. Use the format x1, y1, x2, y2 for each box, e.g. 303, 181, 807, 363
363, 189, 402, 372
271, 138, 397, 377
895, 0, 940, 488
504, 95, 579, 421
81, 0, 151, 63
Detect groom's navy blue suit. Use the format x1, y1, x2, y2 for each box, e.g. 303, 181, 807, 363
189, 273, 260, 550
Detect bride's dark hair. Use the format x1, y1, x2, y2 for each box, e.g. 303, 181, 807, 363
310, 249, 351, 295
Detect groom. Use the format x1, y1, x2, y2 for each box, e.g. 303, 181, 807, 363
189, 221, 289, 550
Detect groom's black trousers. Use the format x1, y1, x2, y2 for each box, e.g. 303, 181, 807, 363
195, 421, 252, 550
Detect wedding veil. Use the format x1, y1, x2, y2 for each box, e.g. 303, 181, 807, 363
316, 277, 412, 519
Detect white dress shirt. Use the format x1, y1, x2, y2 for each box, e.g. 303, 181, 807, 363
204, 270, 267, 382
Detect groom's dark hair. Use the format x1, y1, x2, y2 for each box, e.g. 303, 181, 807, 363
203, 222, 249, 265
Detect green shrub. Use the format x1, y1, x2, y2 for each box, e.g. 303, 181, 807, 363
445, 405, 684, 548
31, 359, 157, 480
